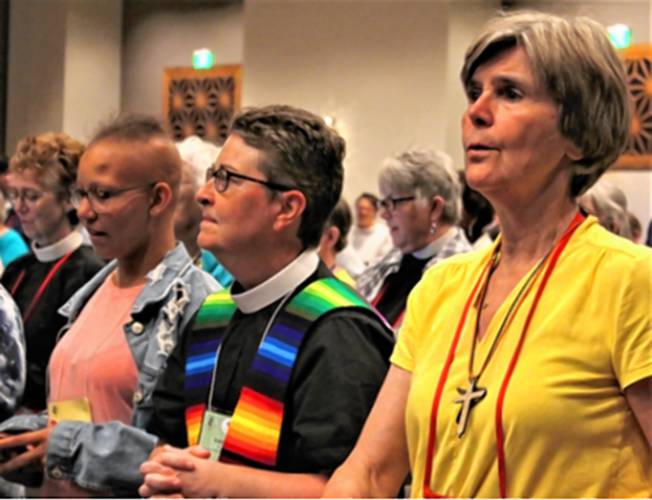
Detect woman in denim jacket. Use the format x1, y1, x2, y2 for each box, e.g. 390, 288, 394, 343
0, 116, 218, 496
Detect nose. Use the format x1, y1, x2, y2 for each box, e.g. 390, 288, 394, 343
379, 204, 391, 221
465, 91, 494, 128
13, 197, 29, 213
196, 179, 214, 207
75, 196, 96, 222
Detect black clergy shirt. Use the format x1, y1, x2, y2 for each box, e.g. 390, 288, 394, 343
147, 261, 394, 474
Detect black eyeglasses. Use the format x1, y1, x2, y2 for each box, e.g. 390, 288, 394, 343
379, 195, 416, 212
206, 165, 294, 193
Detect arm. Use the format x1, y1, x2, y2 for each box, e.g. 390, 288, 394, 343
140, 445, 327, 498
323, 365, 411, 498
625, 376, 652, 451
0, 287, 25, 419
45, 420, 157, 495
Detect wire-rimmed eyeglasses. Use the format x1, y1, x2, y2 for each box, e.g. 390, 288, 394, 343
378, 195, 416, 212
205, 165, 294, 193
6, 188, 45, 206
71, 182, 157, 213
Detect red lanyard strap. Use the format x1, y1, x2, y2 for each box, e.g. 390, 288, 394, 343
12, 252, 74, 324
423, 212, 585, 498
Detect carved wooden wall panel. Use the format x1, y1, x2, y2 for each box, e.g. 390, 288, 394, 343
162, 65, 241, 145
616, 45, 652, 169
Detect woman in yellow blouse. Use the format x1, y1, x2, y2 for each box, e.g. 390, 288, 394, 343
324, 11, 652, 498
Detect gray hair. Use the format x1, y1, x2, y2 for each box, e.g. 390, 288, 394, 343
176, 135, 221, 188
379, 148, 461, 224
461, 11, 630, 197
580, 180, 631, 239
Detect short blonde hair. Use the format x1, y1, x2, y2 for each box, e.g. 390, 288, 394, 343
10, 132, 84, 200
461, 11, 630, 197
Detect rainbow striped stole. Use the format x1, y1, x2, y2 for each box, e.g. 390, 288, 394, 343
184, 277, 372, 468
184, 290, 236, 447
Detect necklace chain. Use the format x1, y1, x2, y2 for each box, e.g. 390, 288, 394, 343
468, 249, 550, 381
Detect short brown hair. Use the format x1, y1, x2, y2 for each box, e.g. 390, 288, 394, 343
230, 105, 345, 249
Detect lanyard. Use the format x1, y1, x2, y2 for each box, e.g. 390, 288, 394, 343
422, 211, 585, 498
10, 251, 74, 325
205, 291, 292, 411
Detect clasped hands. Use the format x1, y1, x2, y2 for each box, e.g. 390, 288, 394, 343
139, 444, 217, 498
0, 427, 49, 476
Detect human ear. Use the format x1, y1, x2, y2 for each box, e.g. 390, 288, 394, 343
273, 190, 307, 232
430, 195, 445, 223
565, 140, 583, 162
148, 182, 173, 217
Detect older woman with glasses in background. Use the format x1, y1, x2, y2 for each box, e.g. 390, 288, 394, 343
356, 148, 471, 329
1, 132, 104, 412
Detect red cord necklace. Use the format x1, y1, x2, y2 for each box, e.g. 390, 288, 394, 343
10, 251, 74, 324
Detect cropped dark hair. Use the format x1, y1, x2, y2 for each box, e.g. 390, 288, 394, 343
327, 199, 353, 252
356, 192, 379, 210
90, 114, 168, 146
230, 105, 345, 249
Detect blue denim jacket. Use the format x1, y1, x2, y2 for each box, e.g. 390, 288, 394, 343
0, 243, 219, 495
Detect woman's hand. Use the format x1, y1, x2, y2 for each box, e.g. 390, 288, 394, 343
139, 445, 211, 498
0, 428, 50, 475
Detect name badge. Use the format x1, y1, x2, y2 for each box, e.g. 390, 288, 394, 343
47, 398, 92, 424
199, 409, 232, 460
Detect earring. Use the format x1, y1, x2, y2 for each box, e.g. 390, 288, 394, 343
429, 221, 437, 235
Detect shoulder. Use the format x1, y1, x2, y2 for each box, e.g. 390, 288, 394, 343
567, 220, 652, 292
0, 286, 21, 331
307, 306, 394, 361
71, 245, 105, 271
181, 263, 221, 295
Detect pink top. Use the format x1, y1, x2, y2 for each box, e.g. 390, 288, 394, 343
48, 274, 144, 424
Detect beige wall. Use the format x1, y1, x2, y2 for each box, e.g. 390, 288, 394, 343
6, 0, 121, 150
63, 0, 122, 141
244, 0, 500, 202
121, 1, 244, 116
7, 0, 67, 152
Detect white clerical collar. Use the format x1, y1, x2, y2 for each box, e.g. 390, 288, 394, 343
32, 231, 83, 263
411, 226, 456, 260
232, 250, 320, 314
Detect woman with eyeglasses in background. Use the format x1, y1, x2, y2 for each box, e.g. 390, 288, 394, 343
356, 148, 471, 329
1, 133, 104, 412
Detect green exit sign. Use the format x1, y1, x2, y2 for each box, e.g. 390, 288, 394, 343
193, 49, 214, 70
607, 24, 632, 49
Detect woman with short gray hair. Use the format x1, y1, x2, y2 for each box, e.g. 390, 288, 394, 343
326, 10, 651, 498
356, 148, 471, 328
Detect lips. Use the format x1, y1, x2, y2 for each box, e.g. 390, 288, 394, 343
465, 143, 497, 151
87, 228, 108, 238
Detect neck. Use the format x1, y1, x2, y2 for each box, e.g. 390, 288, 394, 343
494, 196, 578, 266
181, 237, 201, 261
36, 221, 72, 248
223, 241, 303, 290
320, 250, 336, 270
114, 226, 176, 288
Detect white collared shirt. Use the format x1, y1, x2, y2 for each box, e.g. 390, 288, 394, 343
231, 250, 320, 314
32, 231, 83, 263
